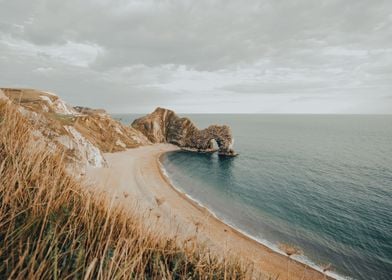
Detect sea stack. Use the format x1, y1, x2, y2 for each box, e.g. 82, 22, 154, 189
132, 107, 238, 157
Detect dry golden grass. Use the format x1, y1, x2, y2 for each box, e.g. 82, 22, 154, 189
0, 101, 251, 279
1, 88, 148, 154
73, 115, 143, 153
1, 88, 55, 103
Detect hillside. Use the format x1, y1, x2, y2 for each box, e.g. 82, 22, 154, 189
1, 88, 150, 173
0, 91, 250, 278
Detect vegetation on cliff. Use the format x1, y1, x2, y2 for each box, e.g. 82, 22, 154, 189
1, 88, 150, 173
0, 99, 249, 279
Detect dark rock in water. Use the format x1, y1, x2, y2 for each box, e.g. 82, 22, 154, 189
132, 107, 238, 156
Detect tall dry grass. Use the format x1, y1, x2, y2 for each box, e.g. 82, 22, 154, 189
0, 101, 250, 279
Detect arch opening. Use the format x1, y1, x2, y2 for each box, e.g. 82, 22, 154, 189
208, 138, 219, 151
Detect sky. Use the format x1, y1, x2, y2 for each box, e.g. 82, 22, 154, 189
0, 0, 391, 114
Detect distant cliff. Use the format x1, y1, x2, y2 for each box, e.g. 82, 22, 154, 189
1, 88, 150, 173
132, 107, 237, 156
1, 88, 237, 175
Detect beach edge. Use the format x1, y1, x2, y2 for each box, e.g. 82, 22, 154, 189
155, 148, 337, 280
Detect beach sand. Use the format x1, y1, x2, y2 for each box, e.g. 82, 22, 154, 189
86, 144, 331, 280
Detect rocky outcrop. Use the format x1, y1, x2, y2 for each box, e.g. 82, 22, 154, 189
1, 87, 237, 175
132, 107, 237, 156
70, 106, 150, 152
1, 88, 150, 173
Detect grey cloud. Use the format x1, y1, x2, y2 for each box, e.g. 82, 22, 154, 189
0, 0, 391, 113
2, 0, 391, 70
0, 39, 176, 113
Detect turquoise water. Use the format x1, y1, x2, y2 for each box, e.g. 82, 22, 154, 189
116, 114, 392, 280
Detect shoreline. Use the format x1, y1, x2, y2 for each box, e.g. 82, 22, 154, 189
86, 144, 334, 280
158, 151, 344, 280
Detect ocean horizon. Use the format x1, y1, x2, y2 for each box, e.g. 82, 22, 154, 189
4, 1, 392, 278
115, 113, 392, 280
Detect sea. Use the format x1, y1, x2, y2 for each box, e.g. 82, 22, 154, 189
114, 114, 392, 280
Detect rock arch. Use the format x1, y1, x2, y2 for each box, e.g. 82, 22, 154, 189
195, 125, 236, 156
132, 108, 238, 156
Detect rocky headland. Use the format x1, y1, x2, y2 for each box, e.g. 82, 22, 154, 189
0, 88, 150, 173
132, 107, 238, 156
1, 88, 237, 176
0, 87, 331, 280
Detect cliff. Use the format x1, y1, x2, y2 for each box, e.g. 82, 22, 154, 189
1, 88, 150, 173
132, 107, 237, 156
1, 88, 237, 175
0, 91, 248, 280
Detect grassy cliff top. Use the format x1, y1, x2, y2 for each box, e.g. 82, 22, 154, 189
0, 98, 251, 279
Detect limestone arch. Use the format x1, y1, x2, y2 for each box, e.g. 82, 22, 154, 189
208, 138, 219, 150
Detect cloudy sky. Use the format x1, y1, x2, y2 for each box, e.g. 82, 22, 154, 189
1, 0, 391, 113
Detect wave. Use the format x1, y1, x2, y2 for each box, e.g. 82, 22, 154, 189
158, 157, 351, 280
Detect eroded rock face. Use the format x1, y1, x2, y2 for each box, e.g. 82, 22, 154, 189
132, 107, 238, 156
1, 88, 151, 174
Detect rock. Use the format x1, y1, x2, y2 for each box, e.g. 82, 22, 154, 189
1, 88, 151, 174
132, 107, 238, 156
71, 109, 150, 152
39, 95, 77, 115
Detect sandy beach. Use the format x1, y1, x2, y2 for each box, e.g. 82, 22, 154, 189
86, 144, 331, 280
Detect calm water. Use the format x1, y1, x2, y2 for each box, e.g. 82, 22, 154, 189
116, 114, 392, 280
